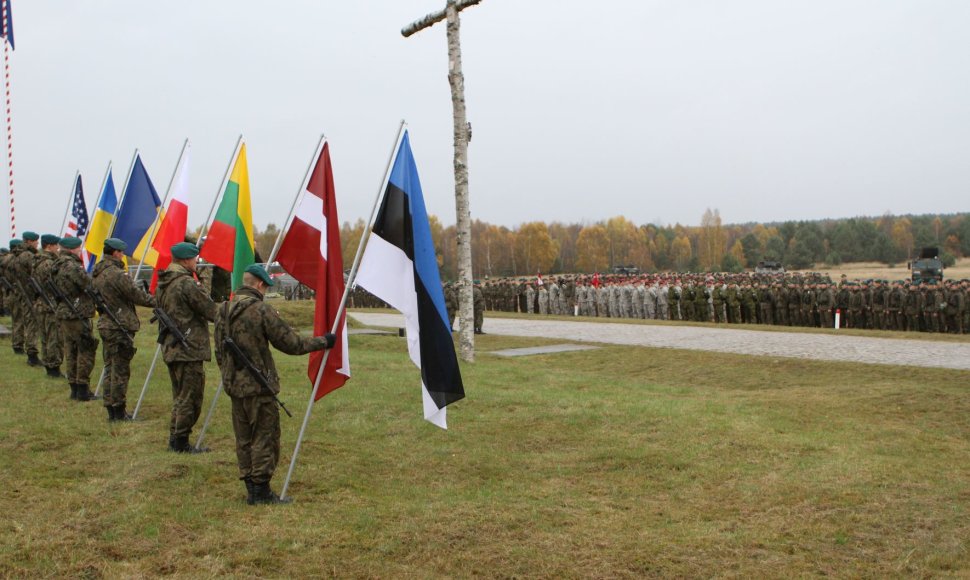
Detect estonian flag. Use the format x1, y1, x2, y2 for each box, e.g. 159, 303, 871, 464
355, 131, 464, 429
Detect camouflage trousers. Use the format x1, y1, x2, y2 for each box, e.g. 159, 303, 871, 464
10, 297, 34, 352
99, 329, 136, 408
60, 318, 99, 385
230, 395, 281, 484
36, 306, 63, 368
167, 361, 205, 438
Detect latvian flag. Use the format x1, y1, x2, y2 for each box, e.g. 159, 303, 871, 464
355, 131, 464, 429
276, 141, 350, 398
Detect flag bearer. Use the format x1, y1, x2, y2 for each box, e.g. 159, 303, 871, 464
214, 265, 334, 505
156, 242, 216, 452
91, 238, 156, 421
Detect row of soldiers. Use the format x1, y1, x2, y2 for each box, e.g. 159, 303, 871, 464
472, 273, 970, 333
2, 234, 335, 505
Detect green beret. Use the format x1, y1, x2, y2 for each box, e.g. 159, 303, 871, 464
59, 236, 82, 249
244, 264, 274, 287
171, 242, 199, 260
41, 234, 60, 246
104, 237, 127, 252
21, 231, 39, 241
9, 238, 22, 248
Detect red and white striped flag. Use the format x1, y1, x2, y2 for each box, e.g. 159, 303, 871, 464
276, 142, 349, 399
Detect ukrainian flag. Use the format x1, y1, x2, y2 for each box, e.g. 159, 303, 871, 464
85, 168, 118, 268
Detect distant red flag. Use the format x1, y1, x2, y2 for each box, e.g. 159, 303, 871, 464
276, 142, 349, 398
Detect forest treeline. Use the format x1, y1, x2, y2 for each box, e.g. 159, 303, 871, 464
245, 211, 970, 280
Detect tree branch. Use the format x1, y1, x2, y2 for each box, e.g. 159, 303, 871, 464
401, 0, 482, 37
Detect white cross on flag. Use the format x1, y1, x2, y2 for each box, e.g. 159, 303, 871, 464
276, 141, 349, 399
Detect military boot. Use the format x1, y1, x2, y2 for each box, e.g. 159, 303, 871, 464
243, 478, 256, 506
69, 383, 79, 400
168, 435, 178, 452
106, 406, 116, 422
46, 366, 65, 379
252, 481, 291, 505
172, 435, 209, 454
76, 384, 93, 402
12, 346, 23, 355
26, 353, 42, 367
114, 405, 133, 422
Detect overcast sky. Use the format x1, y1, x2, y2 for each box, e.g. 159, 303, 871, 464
4, 0, 969, 239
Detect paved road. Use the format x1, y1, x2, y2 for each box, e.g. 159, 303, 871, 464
349, 312, 970, 371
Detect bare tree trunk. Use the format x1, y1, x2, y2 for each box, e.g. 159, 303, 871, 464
447, 0, 475, 362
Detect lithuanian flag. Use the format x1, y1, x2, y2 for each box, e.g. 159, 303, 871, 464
199, 143, 255, 291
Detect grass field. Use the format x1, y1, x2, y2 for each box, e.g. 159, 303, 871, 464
1, 309, 969, 577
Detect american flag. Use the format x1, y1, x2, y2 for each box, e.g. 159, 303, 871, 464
65, 175, 88, 238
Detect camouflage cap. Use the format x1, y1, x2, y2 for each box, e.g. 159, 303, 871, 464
59, 236, 82, 249
21, 231, 39, 241
41, 234, 60, 246
171, 242, 200, 260
104, 237, 128, 252
244, 264, 274, 287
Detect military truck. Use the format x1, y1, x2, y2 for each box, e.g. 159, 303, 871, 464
910, 247, 944, 283
755, 260, 785, 274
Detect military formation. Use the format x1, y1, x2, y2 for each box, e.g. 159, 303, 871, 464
464, 272, 970, 334
2, 235, 335, 505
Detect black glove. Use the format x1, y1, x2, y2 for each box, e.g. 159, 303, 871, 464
321, 332, 337, 349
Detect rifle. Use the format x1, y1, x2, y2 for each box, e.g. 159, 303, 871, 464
0, 275, 13, 293
85, 288, 133, 343
28, 276, 57, 312
47, 280, 84, 320
150, 307, 191, 350
222, 337, 293, 418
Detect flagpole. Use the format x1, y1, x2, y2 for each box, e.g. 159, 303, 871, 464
200, 134, 243, 243
195, 134, 322, 450
265, 134, 327, 266
280, 120, 407, 501
59, 171, 79, 235
133, 138, 189, 280
134, 135, 242, 422
107, 149, 140, 239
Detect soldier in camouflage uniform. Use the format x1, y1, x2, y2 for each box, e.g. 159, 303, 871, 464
668, 282, 681, 321
656, 281, 669, 320
92, 238, 156, 421
921, 281, 944, 333
51, 236, 99, 401
12, 231, 41, 364
816, 281, 835, 329
726, 283, 741, 323
1, 241, 22, 350
944, 280, 965, 334
903, 283, 922, 332
214, 265, 335, 504
443, 282, 457, 330
33, 234, 65, 377
473, 281, 485, 333
525, 282, 535, 314
156, 242, 217, 452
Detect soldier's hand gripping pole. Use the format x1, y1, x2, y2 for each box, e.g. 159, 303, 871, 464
222, 337, 293, 418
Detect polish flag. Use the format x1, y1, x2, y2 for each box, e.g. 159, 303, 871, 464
276, 141, 349, 398
149, 146, 190, 292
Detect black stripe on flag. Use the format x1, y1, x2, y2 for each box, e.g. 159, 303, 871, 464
415, 274, 465, 409
372, 183, 414, 261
